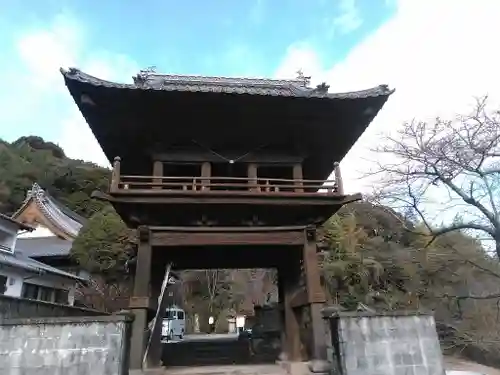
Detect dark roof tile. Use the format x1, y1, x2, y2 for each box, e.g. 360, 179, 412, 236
14, 183, 84, 238
15, 236, 73, 258
0, 250, 85, 281
61, 68, 394, 99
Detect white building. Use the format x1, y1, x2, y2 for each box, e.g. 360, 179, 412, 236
0, 213, 85, 305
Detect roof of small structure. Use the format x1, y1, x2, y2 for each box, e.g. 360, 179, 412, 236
15, 236, 74, 258
61, 68, 394, 181
0, 249, 86, 282
0, 213, 34, 231
13, 183, 86, 239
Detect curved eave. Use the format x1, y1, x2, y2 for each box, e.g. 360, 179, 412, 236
61, 68, 394, 181
14, 184, 83, 239
61, 67, 394, 100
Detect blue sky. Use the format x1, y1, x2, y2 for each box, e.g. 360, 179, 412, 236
0, 0, 498, 199
0, 0, 393, 145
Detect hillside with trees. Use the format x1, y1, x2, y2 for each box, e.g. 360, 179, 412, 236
0, 96, 498, 366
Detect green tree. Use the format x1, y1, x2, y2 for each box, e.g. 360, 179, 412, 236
0, 136, 110, 216
71, 206, 135, 276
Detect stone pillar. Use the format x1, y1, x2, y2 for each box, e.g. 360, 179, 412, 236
129, 226, 153, 370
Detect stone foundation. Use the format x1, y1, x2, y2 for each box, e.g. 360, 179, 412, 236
322, 309, 445, 375
0, 315, 132, 375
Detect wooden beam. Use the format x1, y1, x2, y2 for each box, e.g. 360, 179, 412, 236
106, 193, 363, 206
151, 151, 304, 164
151, 230, 304, 247
149, 225, 308, 232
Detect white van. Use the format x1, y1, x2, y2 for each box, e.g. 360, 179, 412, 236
162, 306, 186, 340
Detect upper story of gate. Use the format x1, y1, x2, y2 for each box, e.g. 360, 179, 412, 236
61, 68, 393, 202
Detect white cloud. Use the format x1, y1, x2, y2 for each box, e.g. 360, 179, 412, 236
333, 0, 363, 34
13, 14, 139, 167
16, 14, 80, 90
276, 0, 500, 193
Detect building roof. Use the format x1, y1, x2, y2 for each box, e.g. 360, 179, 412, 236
61, 67, 393, 99
0, 249, 86, 282
13, 183, 86, 239
15, 236, 73, 258
0, 213, 34, 231
61, 68, 393, 181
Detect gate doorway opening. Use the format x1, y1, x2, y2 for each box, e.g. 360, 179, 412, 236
158, 267, 281, 367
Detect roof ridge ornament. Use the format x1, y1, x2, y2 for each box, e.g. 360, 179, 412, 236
314, 82, 330, 95
296, 69, 311, 87
134, 66, 157, 87
27, 183, 44, 200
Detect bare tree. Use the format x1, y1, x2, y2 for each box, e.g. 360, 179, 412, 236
371, 96, 500, 256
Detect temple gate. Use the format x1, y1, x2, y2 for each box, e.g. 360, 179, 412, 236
61, 67, 392, 371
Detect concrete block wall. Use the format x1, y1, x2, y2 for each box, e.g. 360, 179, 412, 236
0, 315, 132, 375
322, 310, 445, 375
0, 294, 104, 318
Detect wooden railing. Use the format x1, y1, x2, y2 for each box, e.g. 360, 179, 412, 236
110, 157, 344, 195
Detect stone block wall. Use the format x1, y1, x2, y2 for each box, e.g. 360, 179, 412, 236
0, 315, 132, 375
322, 310, 445, 375
0, 294, 104, 319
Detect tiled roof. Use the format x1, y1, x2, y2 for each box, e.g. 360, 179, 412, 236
14, 183, 85, 239
0, 213, 33, 231
15, 236, 73, 258
0, 250, 85, 281
61, 67, 394, 99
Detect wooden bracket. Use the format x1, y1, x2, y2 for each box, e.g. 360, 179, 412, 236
137, 226, 151, 242
306, 226, 317, 241
129, 296, 152, 310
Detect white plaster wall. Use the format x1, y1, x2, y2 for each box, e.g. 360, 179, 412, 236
0, 268, 24, 297
0, 266, 78, 304
0, 218, 18, 252
17, 225, 56, 239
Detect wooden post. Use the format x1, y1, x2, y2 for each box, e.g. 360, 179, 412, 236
280, 260, 302, 361
110, 156, 121, 193
129, 226, 153, 370
333, 162, 344, 195
248, 163, 258, 192
201, 162, 211, 191
152, 161, 163, 190
293, 163, 304, 192
303, 227, 327, 362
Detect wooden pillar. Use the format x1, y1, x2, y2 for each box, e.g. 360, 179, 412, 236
303, 227, 327, 361
333, 162, 344, 195
110, 156, 121, 193
293, 163, 304, 192
248, 163, 258, 192
129, 226, 153, 370
201, 162, 211, 190
152, 161, 163, 189
279, 262, 302, 361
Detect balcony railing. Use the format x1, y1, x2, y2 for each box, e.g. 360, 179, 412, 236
109, 157, 344, 196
